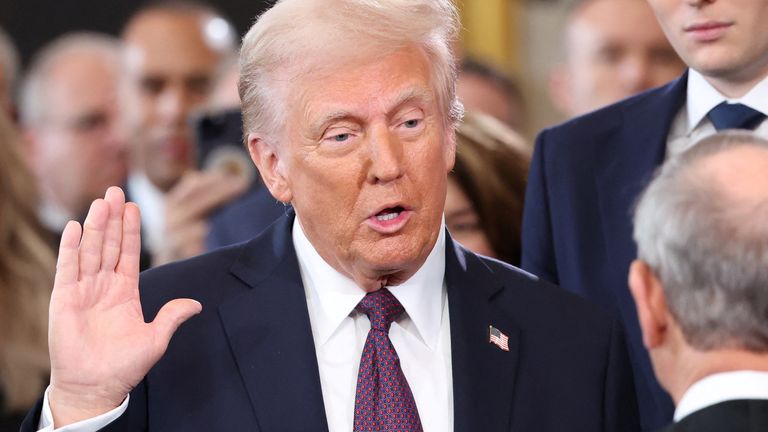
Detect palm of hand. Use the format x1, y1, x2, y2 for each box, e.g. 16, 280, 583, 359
48, 187, 201, 425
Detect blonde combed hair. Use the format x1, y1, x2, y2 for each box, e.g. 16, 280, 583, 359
0, 111, 55, 413
239, 0, 463, 143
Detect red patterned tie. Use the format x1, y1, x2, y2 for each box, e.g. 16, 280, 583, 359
353, 288, 423, 432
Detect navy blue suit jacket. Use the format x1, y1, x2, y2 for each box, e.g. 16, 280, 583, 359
521, 73, 689, 430
206, 185, 288, 250
24, 212, 639, 431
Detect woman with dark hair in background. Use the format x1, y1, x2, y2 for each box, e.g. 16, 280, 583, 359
0, 110, 55, 431
446, 111, 530, 265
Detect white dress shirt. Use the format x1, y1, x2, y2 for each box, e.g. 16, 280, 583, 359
126, 171, 166, 255
295, 215, 453, 432
39, 215, 453, 431
38, 200, 74, 235
665, 70, 768, 159
674, 371, 768, 422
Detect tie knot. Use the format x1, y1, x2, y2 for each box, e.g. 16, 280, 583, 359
356, 288, 404, 331
707, 102, 766, 131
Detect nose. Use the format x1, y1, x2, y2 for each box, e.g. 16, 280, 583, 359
366, 125, 404, 184
157, 85, 189, 127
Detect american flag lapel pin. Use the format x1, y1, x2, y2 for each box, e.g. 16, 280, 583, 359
489, 325, 510, 351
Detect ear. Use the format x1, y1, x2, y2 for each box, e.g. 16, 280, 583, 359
247, 133, 292, 203
547, 65, 572, 116
444, 127, 457, 172
628, 260, 669, 349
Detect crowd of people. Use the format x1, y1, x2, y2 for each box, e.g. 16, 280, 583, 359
0, 0, 766, 431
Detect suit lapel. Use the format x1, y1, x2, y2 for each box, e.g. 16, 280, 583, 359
594, 73, 687, 279
445, 233, 520, 432
219, 214, 329, 432
593, 74, 687, 419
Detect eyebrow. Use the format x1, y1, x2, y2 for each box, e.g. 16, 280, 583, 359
308, 87, 434, 136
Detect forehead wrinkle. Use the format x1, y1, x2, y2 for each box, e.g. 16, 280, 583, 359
310, 110, 360, 134
385, 87, 434, 118
304, 85, 434, 136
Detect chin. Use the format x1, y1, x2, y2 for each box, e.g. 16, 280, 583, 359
361, 238, 430, 273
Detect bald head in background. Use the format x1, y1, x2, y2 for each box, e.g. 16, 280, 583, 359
120, 2, 248, 266
630, 132, 768, 429
549, 0, 684, 117
19, 33, 127, 229
122, 2, 236, 192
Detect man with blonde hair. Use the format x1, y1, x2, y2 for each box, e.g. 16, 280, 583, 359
630, 131, 768, 431
24, 1, 639, 431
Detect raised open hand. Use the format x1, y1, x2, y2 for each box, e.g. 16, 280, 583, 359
48, 187, 202, 427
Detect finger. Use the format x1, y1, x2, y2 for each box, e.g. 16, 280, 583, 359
151, 298, 203, 352
54, 221, 83, 288
116, 203, 142, 278
100, 187, 126, 271
79, 199, 109, 277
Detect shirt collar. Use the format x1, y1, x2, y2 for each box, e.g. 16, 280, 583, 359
127, 171, 166, 254
38, 199, 74, 232
686, 69, 768, 134
674, 370, 768, 422
293, 214, 446, 350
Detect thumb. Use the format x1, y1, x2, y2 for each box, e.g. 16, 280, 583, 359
151, 298, 203, 351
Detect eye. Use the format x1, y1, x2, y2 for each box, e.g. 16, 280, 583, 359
332, 133, 350, 142
140, 77, 165, 96
403, 119, 420, 128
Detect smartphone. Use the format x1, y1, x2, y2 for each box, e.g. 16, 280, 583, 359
193, 107, 257, 186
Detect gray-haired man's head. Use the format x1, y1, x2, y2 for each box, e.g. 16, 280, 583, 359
633, 131, 768, 352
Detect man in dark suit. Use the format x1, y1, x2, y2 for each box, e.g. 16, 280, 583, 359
628, 131, 768, 432
25, 1, 639, 431
522, 0, 768, 428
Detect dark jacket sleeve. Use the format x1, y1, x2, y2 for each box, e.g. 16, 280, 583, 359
521, 129, 559, 284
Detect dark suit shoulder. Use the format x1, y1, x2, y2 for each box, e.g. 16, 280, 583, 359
447, 244, 641, 432
138, 240, 255, 318
669, 399, 768, 432
542, 80, 679, 140
469, 250, 617, 333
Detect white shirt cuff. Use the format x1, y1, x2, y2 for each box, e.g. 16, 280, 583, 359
37, 386, 129, 431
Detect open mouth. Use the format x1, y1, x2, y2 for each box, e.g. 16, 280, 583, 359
375, 206, 405, 222
367, 205, 411, 233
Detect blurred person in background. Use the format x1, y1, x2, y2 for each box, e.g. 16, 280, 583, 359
548, 0, 684, 118
523, 0, 768, 427
0, 110, 55, 431
456, 58, 527, 133
630, 132, 768, 431
445, 111, 529, 265
19, 33, 128, 249
0, 27, 20, 121
121, 1, 248, 266
203, 54, 288, 250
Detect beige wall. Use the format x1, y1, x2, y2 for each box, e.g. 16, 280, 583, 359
459, 0, 570, 138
